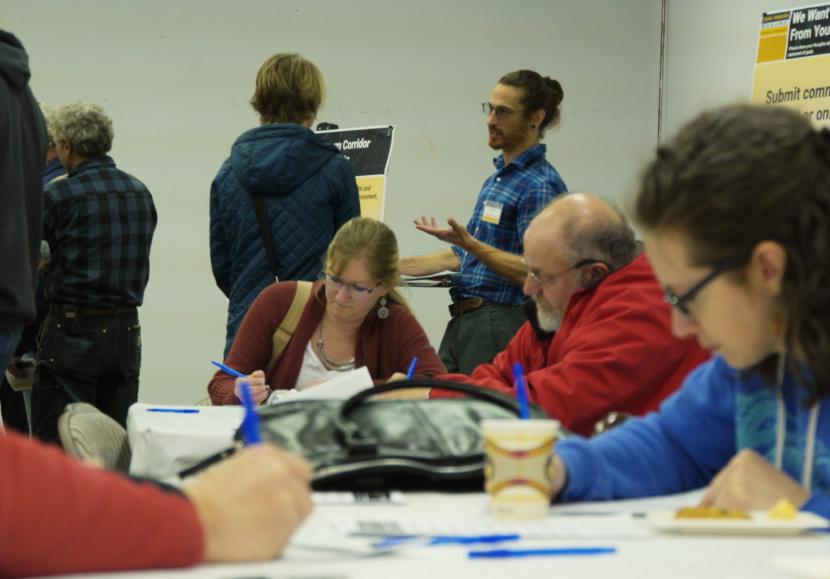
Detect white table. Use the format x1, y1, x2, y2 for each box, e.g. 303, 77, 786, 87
51, 491, 830, 579
122, 408, 830, 579
127, 403, 243, 480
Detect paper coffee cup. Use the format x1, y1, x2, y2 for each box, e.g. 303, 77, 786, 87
482, 418, 560, 520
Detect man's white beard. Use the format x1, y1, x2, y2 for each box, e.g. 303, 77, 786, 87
534, 296, 562, 332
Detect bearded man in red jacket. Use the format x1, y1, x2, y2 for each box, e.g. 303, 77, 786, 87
426, 192, 710, 435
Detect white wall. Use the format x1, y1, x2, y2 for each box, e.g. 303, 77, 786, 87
3, 0, 662, 404
662, 0, 811, 138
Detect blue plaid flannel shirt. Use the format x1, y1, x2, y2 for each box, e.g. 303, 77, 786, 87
43, 155, 157, 306
451, 144, 567, 305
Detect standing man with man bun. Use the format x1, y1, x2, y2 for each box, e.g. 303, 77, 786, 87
401, 70, 568, 373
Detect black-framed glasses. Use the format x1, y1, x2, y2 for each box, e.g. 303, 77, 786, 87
663, 259, 742, 319
320, 272, 380, 300
526, 258, 608, 288
482, 102, 524, 119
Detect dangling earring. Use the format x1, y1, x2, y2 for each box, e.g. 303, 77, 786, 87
377, 296, 389, 319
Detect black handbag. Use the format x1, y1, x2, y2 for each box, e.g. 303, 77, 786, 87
235, 378, 547, 491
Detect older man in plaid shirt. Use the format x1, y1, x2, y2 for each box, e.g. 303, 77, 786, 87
402, 70, 567, 373
31, 102, 157, 444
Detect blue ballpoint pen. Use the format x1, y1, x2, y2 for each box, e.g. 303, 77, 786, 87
405, 356, 419, 380
373, 534, 520, 549
238, 380, 263, 445
213, 360, 262, 444
468, 546, 617, 559
512, 362, 531, 419
211, 360, 246, 378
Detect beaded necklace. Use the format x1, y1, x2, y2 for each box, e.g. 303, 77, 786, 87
316, 317, 355, 372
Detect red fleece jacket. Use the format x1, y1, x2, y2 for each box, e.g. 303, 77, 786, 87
434, 255, 710, 435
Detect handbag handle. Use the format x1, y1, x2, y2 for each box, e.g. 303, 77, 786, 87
333, 378, 529, 454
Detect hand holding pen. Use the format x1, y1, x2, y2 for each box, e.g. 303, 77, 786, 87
212, 361, 263, 445
212, 360, 271, 405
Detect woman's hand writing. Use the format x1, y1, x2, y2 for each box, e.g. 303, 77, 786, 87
233, 370, 270, 405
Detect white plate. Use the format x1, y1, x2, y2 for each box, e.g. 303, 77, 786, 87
647, 509, 830, 536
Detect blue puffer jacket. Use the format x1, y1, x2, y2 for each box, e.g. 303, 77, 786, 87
210, 123, 360, 354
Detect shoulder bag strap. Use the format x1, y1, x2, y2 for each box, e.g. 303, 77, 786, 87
251, 195, 279, 280
267, 281, 314, 373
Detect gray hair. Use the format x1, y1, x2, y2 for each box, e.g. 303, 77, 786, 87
48, 102, 113, 157
563, 202, 639, 271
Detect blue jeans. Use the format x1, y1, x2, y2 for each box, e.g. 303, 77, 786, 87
0, 330, 22, 377
31, 306, 141, 444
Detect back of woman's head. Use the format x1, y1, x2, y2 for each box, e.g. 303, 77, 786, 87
250, 53, 324, 124
326, 217, 401, 290
635, 103, 830, 399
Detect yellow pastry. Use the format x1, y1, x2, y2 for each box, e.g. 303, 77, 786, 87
768, 498, 798, 520
675, 506, 750, 519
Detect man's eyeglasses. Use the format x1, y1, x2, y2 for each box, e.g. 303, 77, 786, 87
321, 273, 380, 299
526, 259, 607, 287
482, 102, 524, 120
663, 259, 741, 319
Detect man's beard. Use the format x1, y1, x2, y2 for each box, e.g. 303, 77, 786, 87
533, 295, 563, 332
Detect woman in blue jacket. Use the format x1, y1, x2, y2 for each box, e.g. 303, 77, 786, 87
211, 53, 360, 355
550, 104, 830, 519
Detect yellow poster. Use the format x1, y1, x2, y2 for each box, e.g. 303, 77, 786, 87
316, 126, 395, 221
751, 4, 830, 126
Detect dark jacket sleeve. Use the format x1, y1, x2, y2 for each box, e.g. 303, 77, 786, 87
0, 431, 203, 576
209, 168, 232, 297
0, 61, 46, 332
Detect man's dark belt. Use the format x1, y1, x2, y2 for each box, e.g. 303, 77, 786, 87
448, 297, 487, 317
50, 303, 137, 317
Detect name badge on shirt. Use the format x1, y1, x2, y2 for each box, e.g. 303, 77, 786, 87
481, 200, 504, 225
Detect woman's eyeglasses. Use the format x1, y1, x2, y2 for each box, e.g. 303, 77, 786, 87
321, 273, 379, 299
663, 259, 742, 319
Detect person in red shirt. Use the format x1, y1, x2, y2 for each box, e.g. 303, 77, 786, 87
421, 193, 710, 435
0, 430, 312, 577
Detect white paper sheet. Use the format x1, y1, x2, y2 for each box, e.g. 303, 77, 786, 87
267, 366, 374, 404
333, 514, 653, 540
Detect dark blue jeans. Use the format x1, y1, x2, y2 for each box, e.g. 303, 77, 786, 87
31, 306, 141, 444
0, 330, 21, 377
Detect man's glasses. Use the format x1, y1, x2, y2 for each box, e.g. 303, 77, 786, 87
321, 273, 379, 299
526, 259, 607, 288
663, 259, 741, 319
482, 102, 524, 120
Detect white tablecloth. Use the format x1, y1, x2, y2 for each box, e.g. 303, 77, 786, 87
53, 491, 830, 579
121, 407, 830, 579
127, 403, 244, 480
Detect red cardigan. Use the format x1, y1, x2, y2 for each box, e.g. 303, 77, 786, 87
209, 281, 445, 405
0, 431, 202, 576
434, 255, 710, 436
